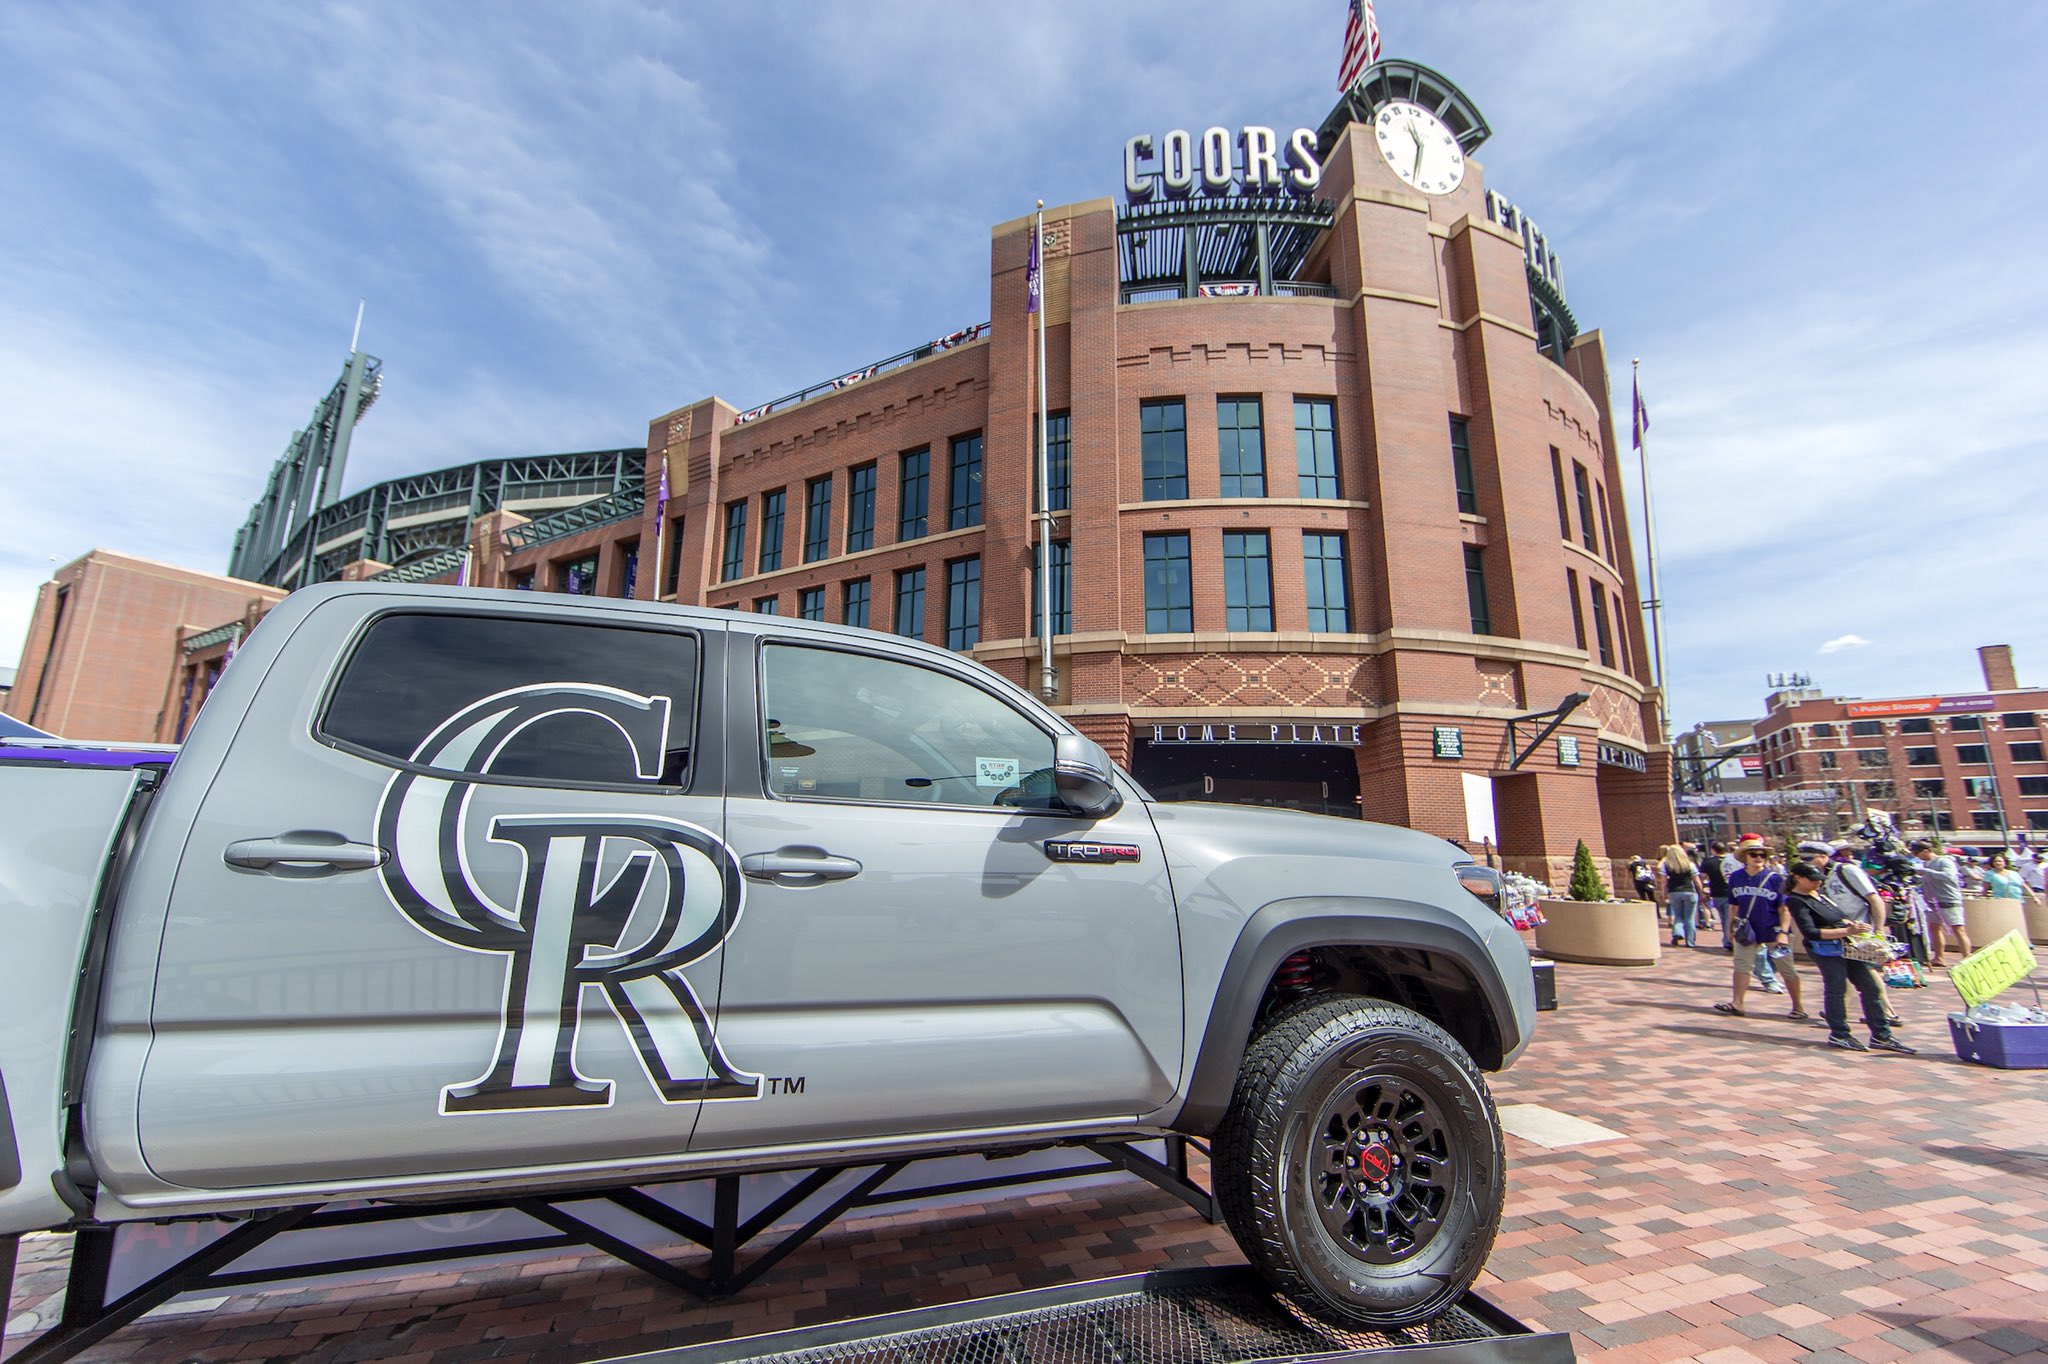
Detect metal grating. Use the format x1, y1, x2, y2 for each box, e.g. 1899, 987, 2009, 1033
639, 1269, 1542, 1364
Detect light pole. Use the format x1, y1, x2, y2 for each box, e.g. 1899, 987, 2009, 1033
1982, 715, 2013, 849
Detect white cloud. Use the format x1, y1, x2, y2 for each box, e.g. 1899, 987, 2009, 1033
1818, 635, 1870, 655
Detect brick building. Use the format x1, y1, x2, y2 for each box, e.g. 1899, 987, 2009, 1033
633, 64, 1671, 885
1754, 645, 2046, 845
2, 551, 283, 743
9, 63, 1675, 883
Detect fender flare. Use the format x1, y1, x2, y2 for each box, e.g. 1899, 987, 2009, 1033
1166, 896, 1522, 1136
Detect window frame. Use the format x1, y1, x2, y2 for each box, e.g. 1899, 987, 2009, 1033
846, 463, 877, 553
894, 565, 927, 640
1141, 399, 1189, 501
721, 500, 747, 582
842, 577, 871, 629
1222, 530, 1274, 632
758, 488, 786, 574
1217, 397, 1267, 498
1450, 417, 1477, 515
803, 474, 833, 563
1294, 398, 1340, 499
947, 432, 984, 530
899, 448, 930, 541
1303, 532, 1350, 633
313, 607, 705, 795
944, 556, 982, 650
1143, 531, 1194, 633
797, 586, 826, 621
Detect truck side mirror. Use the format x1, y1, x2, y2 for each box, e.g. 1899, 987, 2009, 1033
1053, 734, 1124, 820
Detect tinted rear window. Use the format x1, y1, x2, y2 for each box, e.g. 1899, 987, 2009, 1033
320, 612, 697, 786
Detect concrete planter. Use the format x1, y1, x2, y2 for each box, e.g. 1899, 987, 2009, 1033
2027, 898, 2048, 947
1962, 896, 2029, 948
1533, 898, 1662, 967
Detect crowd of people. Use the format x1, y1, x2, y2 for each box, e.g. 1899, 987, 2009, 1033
1624, 836, 2048, 1056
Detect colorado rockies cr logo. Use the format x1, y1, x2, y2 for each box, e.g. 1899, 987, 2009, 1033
377, 682, 762, 1114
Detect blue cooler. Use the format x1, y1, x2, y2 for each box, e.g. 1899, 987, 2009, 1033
1948, 1013, 2048, 1069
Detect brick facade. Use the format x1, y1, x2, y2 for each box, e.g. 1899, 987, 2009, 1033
9, 113, 1675, 884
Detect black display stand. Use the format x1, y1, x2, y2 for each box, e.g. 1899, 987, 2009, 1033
2, 1137, 1214, 1364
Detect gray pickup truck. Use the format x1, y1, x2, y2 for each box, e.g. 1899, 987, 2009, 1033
1, 583, 1537, 1329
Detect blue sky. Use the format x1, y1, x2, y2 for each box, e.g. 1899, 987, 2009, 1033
3, 1, 2044, 730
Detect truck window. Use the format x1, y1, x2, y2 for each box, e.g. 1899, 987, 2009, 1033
761, 643, 1058, 810
319, 611, 697, 787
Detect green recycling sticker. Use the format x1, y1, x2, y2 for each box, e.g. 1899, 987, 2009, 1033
1949, 931, 2037, 1009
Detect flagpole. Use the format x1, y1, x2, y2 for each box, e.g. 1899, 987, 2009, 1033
1633, 358, 1670, 746
1033, 202, 1056, 702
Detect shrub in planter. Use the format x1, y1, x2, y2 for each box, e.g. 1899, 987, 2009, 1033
1567, 839, 1611, 902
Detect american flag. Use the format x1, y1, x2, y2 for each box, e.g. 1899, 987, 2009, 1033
1339, 0, 1381, 92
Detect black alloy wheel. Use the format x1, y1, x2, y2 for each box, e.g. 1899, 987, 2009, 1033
1214, 995, 1504, 1327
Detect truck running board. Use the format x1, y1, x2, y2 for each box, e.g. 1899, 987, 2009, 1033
599, 1266, 1574, 1364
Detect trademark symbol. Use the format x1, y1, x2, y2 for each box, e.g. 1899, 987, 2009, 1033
766, 1076, 806, 1096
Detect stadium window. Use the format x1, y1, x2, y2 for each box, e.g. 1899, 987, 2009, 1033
1549, 448, 1572, 539
1596, 484, 1616, 564
899, 448, 929, 541
798, 586, 825, 621
803, 475, 833, 563
1141, 400, 1188, 500
845, 463, 876, 553
948, 432, 983, 530
842, 577, 871, 630
1565, 569, 1587, 651
758, 489, 786, 574
721, 500, 747, 582
1588, 581, 1612, 665
1466, 546, 1494, 637
1222, 532, 1274, 632
754, 595, 779, 615
1572, 462, 1598, 554
944, 557, 981, 650
1143, 533, 1193, 632
1031, 541, 1072, 636
1038, 411, 1070, 511
1218, 397, 1266, 497
1303, 533, 1350, 633
618, 542, 638, 600
1294, 398, 1340, 498
1450, 417, 1477, 515
894, 566, 926, 640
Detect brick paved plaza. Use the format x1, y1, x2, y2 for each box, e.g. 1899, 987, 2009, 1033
8, 942, 2046, 1363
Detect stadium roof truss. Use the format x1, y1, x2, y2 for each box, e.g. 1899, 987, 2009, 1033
1116, 196, 1339, 304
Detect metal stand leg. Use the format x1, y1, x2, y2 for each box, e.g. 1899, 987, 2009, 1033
56, 1226, 113, 1330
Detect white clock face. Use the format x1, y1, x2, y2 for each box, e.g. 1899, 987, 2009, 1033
1374, 100, 1465, 195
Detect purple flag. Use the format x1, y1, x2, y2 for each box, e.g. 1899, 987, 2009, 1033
1632, 374, 1650, 449
656, 461, 670, 517
1026, 226, 1041, 315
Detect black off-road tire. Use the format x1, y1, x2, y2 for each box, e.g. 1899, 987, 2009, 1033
1212, 995, 1505, 1327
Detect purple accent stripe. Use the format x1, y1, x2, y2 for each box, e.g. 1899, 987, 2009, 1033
0, 744, 177, 769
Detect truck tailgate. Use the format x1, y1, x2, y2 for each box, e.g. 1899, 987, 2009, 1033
0, 763, 152, 1236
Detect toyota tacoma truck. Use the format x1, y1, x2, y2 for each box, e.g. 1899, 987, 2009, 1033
1, 583, 1537, 1329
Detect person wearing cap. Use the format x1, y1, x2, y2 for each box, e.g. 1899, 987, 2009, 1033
1803, 838, 1903, 1028
1784, 860, 1915, 1054
1909, 837, 1970, 967
1714, 837, 1806, 1018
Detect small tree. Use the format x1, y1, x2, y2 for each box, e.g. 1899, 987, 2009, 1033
1567, 839, 1611, 902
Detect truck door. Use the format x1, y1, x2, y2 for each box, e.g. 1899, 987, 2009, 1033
690, 629, 1182, 1154
131, 602, 749, 1190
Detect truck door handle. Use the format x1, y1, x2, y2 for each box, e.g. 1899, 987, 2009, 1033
224, 832, 390, 877
740, 848, 862, 884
